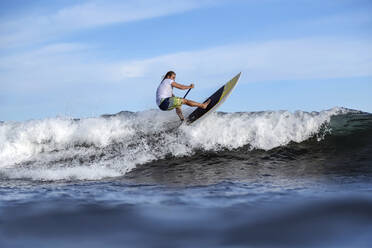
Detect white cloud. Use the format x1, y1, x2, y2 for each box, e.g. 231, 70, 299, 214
0, 43, 100, 92
112, 37, 372, 83
1, 37, 371, 94
0, 0, 216, 48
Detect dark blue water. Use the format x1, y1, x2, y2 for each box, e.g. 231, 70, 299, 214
1, 108, 372, 247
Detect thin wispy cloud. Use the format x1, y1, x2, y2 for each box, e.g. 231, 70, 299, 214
112, 38, 372, 84
1, 37, 371, 93
1, 0, 371, 120
0, 0, 217, 48
0, 43, 101, 92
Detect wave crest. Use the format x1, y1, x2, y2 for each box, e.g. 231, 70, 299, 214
0, 107, 359, 181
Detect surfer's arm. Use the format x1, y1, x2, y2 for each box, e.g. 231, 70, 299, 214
171, 82, 194, 90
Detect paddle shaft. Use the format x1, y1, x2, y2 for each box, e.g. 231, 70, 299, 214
183, 88, 191, 99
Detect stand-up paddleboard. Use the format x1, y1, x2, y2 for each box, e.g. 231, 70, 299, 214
186, 72, 241, 124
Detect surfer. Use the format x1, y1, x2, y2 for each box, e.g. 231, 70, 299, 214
156, 71, 211, 121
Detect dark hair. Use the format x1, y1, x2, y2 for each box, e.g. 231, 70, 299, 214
162, 71, 176, 81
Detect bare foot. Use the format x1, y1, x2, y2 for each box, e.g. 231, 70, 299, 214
201, 99, 211, 109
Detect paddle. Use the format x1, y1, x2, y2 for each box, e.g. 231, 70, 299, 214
183, 88, 191, 99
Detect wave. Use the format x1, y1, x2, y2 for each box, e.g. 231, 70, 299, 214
0, 107, 370, 181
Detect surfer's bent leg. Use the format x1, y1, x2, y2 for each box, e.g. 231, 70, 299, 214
182, 99, 211, 109
167, 97, 184, 121
175, 107, 184, 121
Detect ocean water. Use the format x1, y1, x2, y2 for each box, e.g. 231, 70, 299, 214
1, 107, 372, 248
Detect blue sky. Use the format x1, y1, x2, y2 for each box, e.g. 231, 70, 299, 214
0, 0, 371, 121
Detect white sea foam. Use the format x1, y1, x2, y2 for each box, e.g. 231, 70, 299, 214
0, 107, 349, 181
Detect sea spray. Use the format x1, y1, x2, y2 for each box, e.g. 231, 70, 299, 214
0, 107, 353, 181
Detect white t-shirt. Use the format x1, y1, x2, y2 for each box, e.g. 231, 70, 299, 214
156, 79, 174, 106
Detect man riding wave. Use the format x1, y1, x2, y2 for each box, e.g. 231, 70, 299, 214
156, 71, 211, 121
